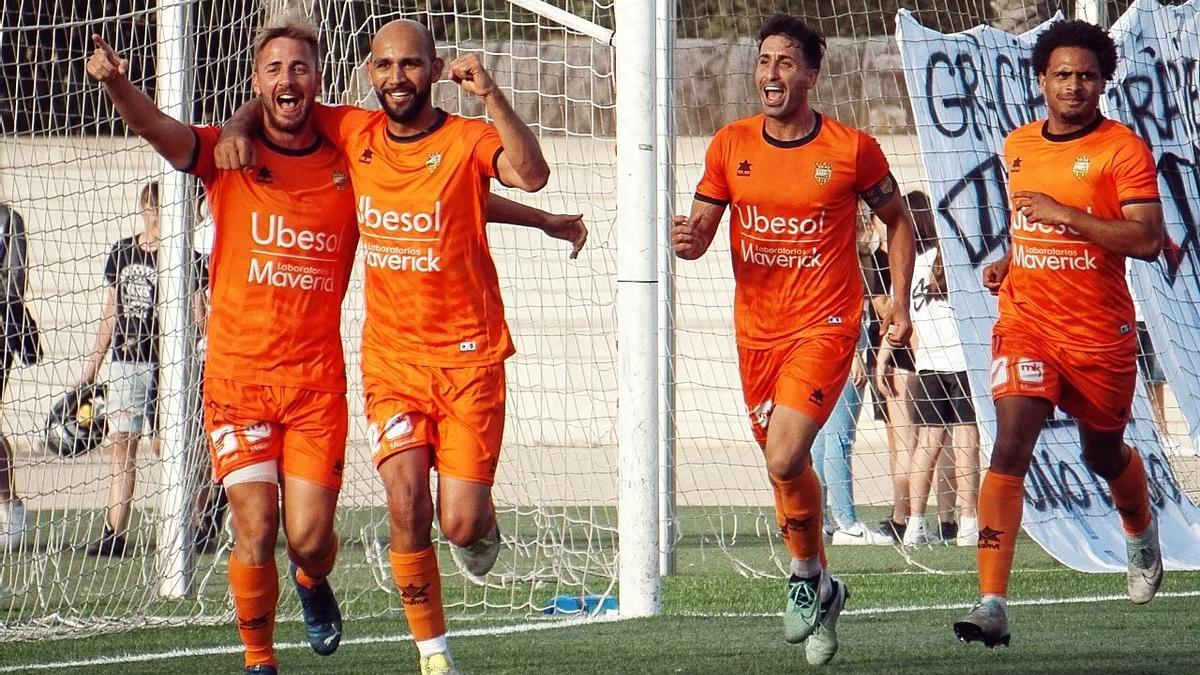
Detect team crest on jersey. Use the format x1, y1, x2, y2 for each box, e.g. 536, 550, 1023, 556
814, 162, 833, 185
331, 170, 349, 191
425, 152, 442, 174
1072, 155, 1091, 180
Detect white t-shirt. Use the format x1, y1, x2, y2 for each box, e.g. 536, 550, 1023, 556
910, 247, 967, 372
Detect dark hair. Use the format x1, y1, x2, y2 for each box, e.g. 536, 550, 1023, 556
905, 190, 935, 251
904, 190, 948, 298
139, 181, 159, 209
1032, 20, 1117, 81
757, 14, 825, 70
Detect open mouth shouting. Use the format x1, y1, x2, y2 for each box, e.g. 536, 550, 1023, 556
762, 82, 785, 107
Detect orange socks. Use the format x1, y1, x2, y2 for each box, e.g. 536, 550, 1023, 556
291, 539, 338, 589
976, 471, 1024, 597
389, 546, 446, 641
770, 466, 827, 569
228, 553, 279, 668
1107, 448, 1152, 536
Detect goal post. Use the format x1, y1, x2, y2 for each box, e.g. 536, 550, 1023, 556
153, 0, 199, 601
5, 0, 1200, 645
614, 0, 660, 618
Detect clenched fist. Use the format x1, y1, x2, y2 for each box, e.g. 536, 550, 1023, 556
448, 53, 498, 99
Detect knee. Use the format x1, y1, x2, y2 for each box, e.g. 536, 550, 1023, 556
386, 486, 433, 536
764, 450, 809, 482
439, 511, 491, 547
232, 515, 278, 563
989, 436, 1033, 476
1082, 442, 1128, 480
286, 527, 333, 563
109, 433, 136, 456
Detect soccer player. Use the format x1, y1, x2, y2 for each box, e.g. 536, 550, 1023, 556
953, 20, 1165, 648
671, 14, 915, 665
215, 19, 576, 675
88, 19, 357, 674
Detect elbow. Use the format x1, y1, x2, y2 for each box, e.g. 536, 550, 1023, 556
1132, 229, 1164, 262
522, 163, 550, 192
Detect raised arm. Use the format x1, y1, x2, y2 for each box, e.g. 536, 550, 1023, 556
1013, 193, 1163, 261
86, 35, 195, 170
671, 199, 725, 261
449, 54, 549, 192
486, 195, 587, 259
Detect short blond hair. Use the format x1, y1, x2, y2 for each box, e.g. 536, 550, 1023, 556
253, 11, 320, 65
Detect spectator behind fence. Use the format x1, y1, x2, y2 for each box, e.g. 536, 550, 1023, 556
76, 182, 206, 557
863, 214, 921, 543
0, 203, 42, 550
903, 191, 980, 547
813, 326, 891, 546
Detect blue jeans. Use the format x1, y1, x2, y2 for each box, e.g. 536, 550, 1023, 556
812, 378, 862, 528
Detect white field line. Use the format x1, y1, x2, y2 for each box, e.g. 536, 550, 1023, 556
5, 590, 1200, 672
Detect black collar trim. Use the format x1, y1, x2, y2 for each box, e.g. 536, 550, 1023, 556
762, 113, 823, 148
258, 132, 322, 157
387, 108, 448, 144
1041, 113, 1105, 142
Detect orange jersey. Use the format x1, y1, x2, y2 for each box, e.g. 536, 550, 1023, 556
998, 116, 1160, 350
695, 113, 890, 348
186, 125, 358, 392
313, 105, 512, 367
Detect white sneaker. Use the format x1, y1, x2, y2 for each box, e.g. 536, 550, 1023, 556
1127, 512, 1163, 605
420, 652, 460, 675
831, 521, 892, 546
956, 516, 979, 547
450, 520, 501, 585
902, 516, 929, 546
0, 499, 27, 551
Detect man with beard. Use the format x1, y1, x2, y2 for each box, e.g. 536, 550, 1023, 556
954, 20, 1165, 648
671, 14, 915, 666
89, 18, 355, 674
217, 19, 571, 675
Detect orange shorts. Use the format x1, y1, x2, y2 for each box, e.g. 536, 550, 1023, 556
990, 326, 1136, 432
738, 332, 857, 447
204, 378, 348, 489
362, 359, 505, 485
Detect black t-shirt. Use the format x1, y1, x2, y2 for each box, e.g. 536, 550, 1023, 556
862, 248, 915, 371
104, 236, 159, 363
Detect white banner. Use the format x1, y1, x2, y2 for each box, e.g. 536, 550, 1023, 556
1107, 0, 1200, 448
897, 5, 1200, 571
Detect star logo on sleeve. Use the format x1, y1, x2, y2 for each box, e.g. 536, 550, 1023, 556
737, 159, 752, 176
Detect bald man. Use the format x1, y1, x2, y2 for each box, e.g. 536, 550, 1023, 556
218, 20, 575, 675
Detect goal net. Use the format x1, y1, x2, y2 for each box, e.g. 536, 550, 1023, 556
1, 0, 620, 639
2, 0, 1199, 644
668, 0, 1200, 578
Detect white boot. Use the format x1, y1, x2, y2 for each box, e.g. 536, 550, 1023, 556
0, 499, 28, 550
956, 515, 979, 547
902, 515, 929, 546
